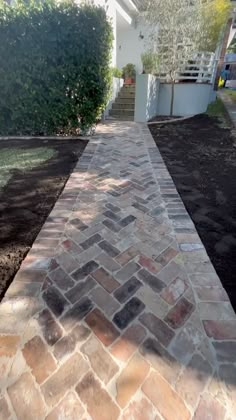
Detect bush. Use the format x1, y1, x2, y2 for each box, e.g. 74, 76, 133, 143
122, 64, 136, 79
0, 0, 113, 135
141, 52, 159, 74
111, 67, 123, 78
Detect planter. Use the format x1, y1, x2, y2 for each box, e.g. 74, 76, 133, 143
124, 78, 135, 85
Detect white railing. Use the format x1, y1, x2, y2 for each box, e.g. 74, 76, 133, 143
159, 52, 216, 84
175, 52, 216, 83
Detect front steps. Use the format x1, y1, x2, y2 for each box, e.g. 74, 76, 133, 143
109, 84, 135, 121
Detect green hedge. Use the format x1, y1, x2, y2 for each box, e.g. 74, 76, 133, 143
0, 0, 113, 135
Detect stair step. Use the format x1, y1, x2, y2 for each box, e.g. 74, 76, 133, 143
118, 93, 135, 99
112, 102, 135, 110
121, 88, 135, 94
109, 109, 134, 117
116, 97, 135, 104
107, 115, 134, 121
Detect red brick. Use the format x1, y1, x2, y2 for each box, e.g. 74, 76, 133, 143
0, 335, 20, 357
203, 320, 236, 340
111, 324, 146, 362
76, 372, 120, 420
161, 277, 188, 305
121, 397, 158, 420
42, 353, 88, 408
140, 337, 180, 383
46, 392, 84, 420
155, 246, 178, 266
140, 312, 175, 347
115, 246, 139, 266
92, 267, 120, 292
85, 308, 119, 346
193, 394, 226, 420
81, 336, 118, 384
8, 372, 46, 419
164, 297, 194, 329
116, 354, 150, 408
176, 354, 212, 408
0, 397, 11, 419
195, 286, 229, 302
138, 255, 162, 274
53, 324, 90, 360
23, 336, 57, 384
142, 372, 191, 420
14, 269, 46, 283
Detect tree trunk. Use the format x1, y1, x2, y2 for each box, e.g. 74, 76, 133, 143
170, 81, 175, 116
214, 18, 232, 91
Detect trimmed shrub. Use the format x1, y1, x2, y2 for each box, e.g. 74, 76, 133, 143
0, 0, 113, 135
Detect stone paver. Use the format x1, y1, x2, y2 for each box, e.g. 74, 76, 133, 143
0, 121, 235, 419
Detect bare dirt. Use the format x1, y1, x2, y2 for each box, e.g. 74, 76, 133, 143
0, 138, 87, 300
150, 114, 236, 311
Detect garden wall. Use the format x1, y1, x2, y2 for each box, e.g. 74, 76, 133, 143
157, 83, 212, 116
134, 74, 160, 122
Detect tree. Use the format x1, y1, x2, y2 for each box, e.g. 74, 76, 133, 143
199, 0, 231, 52
142, 0, 231, 115
142, 0, 205, 115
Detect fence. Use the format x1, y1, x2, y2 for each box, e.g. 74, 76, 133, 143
175, 52, 216, 83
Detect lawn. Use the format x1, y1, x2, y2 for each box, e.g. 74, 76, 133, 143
222, 88, 236, 103
206, 97, 231, 128
0, 147, 56, 189
0, 139, 87, 300
149, 113, 236, 311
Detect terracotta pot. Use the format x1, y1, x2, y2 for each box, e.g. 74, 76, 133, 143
124, 78, 135, 85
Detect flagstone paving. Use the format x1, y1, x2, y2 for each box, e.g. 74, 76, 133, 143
0, 121, 236, 419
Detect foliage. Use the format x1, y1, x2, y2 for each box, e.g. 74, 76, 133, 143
141, 52, 159, 74
206, 97, 230, 127
227, 38, 236, 54
200, 0, 231, 52
0, 0, 113, 135
111, 67, 123, 78
0, 147, 56, 188
223, 89, 236, 102
122, 63, 136, 79
142, 0, 205, 114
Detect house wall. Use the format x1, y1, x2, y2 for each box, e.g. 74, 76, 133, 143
117, 20, 150, 73
134, 74, 159, 122
157, 83, 212, 116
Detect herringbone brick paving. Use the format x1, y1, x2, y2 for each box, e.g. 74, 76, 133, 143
0, 121, 235, 419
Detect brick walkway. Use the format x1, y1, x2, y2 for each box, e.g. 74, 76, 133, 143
0, 121, 236, 419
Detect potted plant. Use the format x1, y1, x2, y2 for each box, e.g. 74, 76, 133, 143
122, 63, 136, 85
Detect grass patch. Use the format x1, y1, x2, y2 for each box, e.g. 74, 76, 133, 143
206, 97, 230, 128
0, 146, 56, 189
222, 89, 236, 103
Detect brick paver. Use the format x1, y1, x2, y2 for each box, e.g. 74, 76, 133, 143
0, 121, 235, 419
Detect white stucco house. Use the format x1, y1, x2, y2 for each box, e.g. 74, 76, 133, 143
84, 1, 225, 121
90, 0, 147, 73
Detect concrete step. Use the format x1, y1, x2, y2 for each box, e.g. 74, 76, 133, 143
120, 86, 136, 94
115, 97, 135, 104
122, 83, 135, 88
112, 102, 135, 110
118, 92, 135, 99
107, 115, 134, 121
109, 109, 134, 117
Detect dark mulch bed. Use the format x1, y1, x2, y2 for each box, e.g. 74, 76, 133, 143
149, 114, 236, 311
149, 115, 181, 122
0, 138, 87, 300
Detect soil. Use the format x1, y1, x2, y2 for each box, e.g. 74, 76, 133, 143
149, 116, 181, 122
0, 138, 87, 300
149, 114, 236, 311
